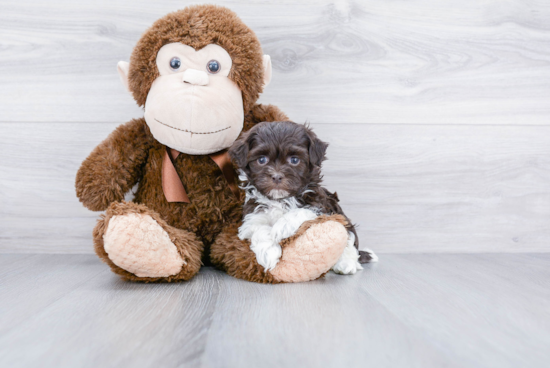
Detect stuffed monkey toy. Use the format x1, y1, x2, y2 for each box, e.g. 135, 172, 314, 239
75, 5, 350, 283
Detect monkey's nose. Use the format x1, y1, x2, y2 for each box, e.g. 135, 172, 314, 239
182, 69, 209, 86
272, 174, 283, 184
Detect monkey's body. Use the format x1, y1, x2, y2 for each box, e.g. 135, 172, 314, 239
76, 5, 351, 283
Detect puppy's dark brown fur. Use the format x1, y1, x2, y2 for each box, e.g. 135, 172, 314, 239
230, 121, 373, 263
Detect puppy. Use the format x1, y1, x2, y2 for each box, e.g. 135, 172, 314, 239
229, 121, 377, 275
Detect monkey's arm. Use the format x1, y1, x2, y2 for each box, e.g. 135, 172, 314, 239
75, 118, 153, 211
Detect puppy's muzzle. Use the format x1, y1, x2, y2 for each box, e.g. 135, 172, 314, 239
271, 173, 283, 184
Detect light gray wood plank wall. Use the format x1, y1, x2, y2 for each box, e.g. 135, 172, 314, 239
1, 0, 549, 124
1, 0, 550, 253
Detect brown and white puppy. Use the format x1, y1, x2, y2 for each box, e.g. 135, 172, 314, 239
229, 121, 377, 274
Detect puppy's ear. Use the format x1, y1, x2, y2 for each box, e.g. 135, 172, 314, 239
229, 131, 251, 169
306, 128, 329, 167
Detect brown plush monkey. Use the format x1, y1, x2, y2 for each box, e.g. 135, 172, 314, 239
75, 5, 349, 283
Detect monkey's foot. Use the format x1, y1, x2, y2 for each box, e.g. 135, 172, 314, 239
270, 215, 349, 283
104, 213, 184, 278
94, 201, 203, 282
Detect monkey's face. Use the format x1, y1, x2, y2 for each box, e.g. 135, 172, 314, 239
118, 6, 272, 155
142, 43, 244, 155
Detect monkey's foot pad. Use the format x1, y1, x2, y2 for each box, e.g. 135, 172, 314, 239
104, 213, 185, 277
271, 215, 348, 283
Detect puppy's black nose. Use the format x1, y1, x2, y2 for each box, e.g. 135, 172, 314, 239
272, 174, 283, 184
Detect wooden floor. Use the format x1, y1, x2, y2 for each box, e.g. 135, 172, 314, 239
0, 254, 548, 368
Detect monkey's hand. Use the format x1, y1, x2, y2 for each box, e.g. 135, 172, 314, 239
75, 119, 152, 211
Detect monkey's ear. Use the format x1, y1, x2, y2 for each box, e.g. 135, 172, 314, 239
117, 61, 131, 93
262, 55, 272, 88
229, 131, 251, 169
307, 128, 329, 167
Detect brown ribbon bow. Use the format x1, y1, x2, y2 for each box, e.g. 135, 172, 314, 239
162, 147, 240, 203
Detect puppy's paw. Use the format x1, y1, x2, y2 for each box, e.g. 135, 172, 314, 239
359, 248, 379, 263
332, 235, 364, 275
238, 212, 271, 240
250, 225, 282, 271
271, 208, 318, 244
332, 259, 363, 275
260, 245, 283, 271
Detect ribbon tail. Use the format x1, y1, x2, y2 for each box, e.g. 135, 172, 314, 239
210, 150, 241, 201
162, 148, 190, 203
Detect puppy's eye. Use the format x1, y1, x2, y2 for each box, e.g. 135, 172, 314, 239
207, 60, 220, 74
288, 156, 300, 165
170, 57, 181, 70
257, 156, 269, 165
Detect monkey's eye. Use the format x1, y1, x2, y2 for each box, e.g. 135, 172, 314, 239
288, 157, 300, 165
170, 57, 181, 70
257, 156, 269, 165
207, 60, 220, 74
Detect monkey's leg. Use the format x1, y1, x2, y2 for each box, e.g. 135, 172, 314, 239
210, 215, 349, 283
93, 201, 203, 282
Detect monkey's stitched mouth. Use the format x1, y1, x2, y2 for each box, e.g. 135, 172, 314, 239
155, 118, 231, 135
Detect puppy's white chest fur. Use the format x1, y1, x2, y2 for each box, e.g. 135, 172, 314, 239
238, 187, 320, 271
238, 181, 366, 275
